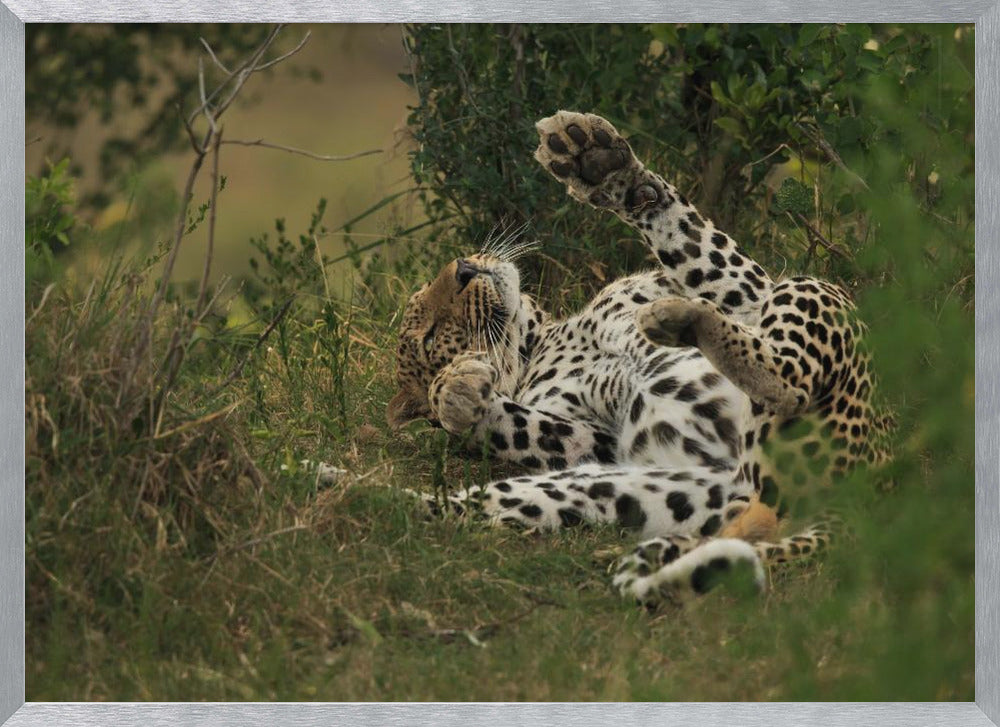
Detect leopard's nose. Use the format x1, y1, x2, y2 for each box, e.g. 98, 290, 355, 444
456, 259, 479, 289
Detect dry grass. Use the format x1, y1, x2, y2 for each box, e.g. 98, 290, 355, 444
25, 243, 974, 701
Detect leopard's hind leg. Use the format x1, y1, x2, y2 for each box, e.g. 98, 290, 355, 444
613, 536, 766, 604
612, 513, 844, 605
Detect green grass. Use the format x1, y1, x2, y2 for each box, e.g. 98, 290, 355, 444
24, 238, 974, 701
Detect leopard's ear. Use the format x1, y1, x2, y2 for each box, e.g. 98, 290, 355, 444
387, 387, 430, 430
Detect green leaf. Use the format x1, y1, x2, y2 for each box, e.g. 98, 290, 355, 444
774, 177, 813, 215
714, 117, 744, 139
857, 50, 884, 72
798, 24, 824, 48
343, 608, 383, 645
709, 80, 728, 105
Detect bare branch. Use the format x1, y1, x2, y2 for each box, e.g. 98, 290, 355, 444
252, 30, 311, 71
210, 25, 285, 122
187, 25, 283, 128
221, 138, 381, 162
197, 57, 217, 141
139, 26, 285, 374
125, 24, 373, 418
153, 149, 206, 314
796, 122, 870, 191
199, 36, 230, 74
741, 143, 793, 175
192, 275, 231, 329
787, 211, 853, 261
196, 129, 223, 315
176, 102, 202, 153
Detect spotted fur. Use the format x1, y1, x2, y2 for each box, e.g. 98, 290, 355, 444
387, 111, 893, 604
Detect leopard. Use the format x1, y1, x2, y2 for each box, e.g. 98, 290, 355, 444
387, 111, 893, 605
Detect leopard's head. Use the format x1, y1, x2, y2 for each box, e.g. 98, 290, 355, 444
387, 254, 542, 429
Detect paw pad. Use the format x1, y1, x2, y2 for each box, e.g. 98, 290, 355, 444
534, 111, 638, 203
546, 134, 568, 154
565, 123, 588, 146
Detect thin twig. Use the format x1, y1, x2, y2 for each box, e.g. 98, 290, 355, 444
196, 128, 223, 315
187, 25, 283, 128
192, 275, 232, 329
788, 211, 853, 261
252, 30, 311, 71
211, 524, 309, 559
211, 26, 288, 121
127, 26, 288, 414
126, 24, 365, 424
221, 138, 381, 162
119, 144, 207, 409
741, 143, 793, 175
157, 150, 207, 311
796, 122, 870, 191
445, 25, 481, 115
197, 56, 217, 140
396, 597, 562, 647
26, 283, 55, 326
210, 296, 296, 395
177, 102, 202, 153
153, 401, 241, 440
199, 36, 231, 74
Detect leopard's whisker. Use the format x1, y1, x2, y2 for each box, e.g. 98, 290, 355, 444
491, 220, 530, 263
480, 219, 505, 257
483, 219, 511, 259
487, 314, 515, 395
496, 231, 536, 261
503, 239, 540, 262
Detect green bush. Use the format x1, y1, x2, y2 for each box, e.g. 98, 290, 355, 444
402, 24, 973, 301
25, 158, 78, 289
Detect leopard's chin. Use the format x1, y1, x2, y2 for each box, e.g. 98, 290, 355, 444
478, 260, 521, 315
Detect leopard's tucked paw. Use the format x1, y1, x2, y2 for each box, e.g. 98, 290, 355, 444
534, 111, 641, 208
428, 353, 498, 435
636, 296, 711, 348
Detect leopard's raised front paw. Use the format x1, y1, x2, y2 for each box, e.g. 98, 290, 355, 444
428, 353, 498, 435
636, 296, 709, 348
534, 111, 641, 208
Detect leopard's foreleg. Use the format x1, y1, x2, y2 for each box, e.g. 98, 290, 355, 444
534, 110, 774, 323
637, 296, 810, 417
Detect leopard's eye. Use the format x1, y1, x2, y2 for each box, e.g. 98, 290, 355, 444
422, 324, 437, 352
634, 184, 658, 205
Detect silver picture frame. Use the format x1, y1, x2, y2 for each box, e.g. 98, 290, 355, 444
3, 3, 997, 725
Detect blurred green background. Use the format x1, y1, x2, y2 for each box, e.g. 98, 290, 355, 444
26, 24, 419, 286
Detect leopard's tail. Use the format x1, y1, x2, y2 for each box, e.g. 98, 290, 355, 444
401, 486, 489, 519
